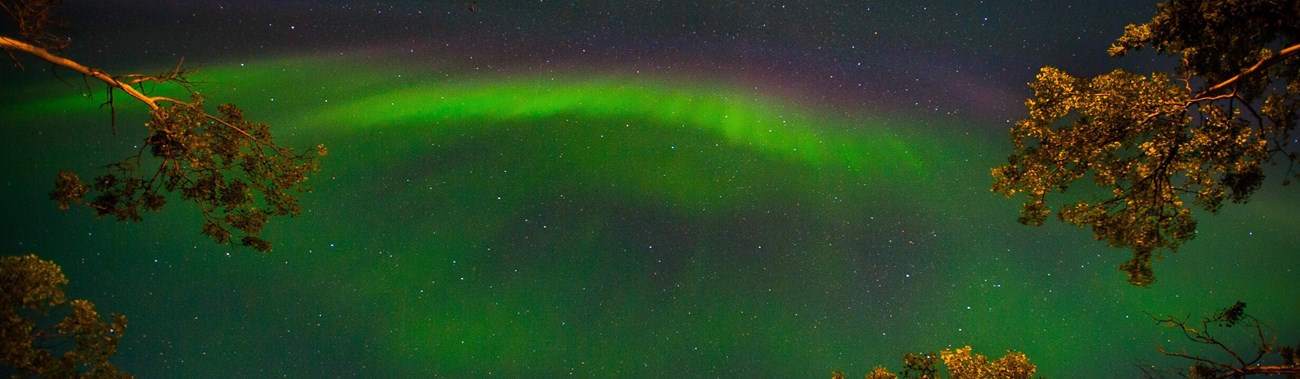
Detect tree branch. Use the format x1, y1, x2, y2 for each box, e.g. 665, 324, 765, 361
1148, 303, 1298, 379
1155, 346, 1236, 372
1, 35, 274, 148
1229, 365, 1300, 377
0, 35, 181, 109
1197, 43, 1300, 97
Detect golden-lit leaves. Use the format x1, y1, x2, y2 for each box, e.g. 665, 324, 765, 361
993, 62, 1285, 286
0, 254, 132, 378
1108, 23, 1151, 57
988, 351, 1036, 379
0, 254, 67, 311
997, 0, 1299, 286
942, 346, 994, 379
940, 346, 1037, 379
864, 366, 900, 379
844, 347, 1036, 379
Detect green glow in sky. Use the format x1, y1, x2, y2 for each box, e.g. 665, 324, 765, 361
2, 56, 1296, 378
310, 74, 926, 178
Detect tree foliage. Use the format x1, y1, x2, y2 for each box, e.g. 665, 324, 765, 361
0, 254, 132, 378
2, 0, 323, 252
902, 351, 940, 379
940, 346, 1036, 379
837, 346, 1036, 379
991, 0, 1300, 286
865, 366, 900, 379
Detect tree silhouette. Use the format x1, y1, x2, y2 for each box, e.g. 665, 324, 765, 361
2, 0, 323, 252
1143, 301, 1300, 378
991, 0, 1300, 286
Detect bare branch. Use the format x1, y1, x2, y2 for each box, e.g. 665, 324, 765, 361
0, 36, 173, 109
0, 0, 70, 51
1149, 302, 1298, 378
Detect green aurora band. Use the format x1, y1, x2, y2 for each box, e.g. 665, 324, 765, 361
1, 57, 1296, 377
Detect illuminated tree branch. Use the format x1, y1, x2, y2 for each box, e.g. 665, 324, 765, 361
0, 36, 183, 109
3, 2, 324, 252
1196, 43, 1300, 100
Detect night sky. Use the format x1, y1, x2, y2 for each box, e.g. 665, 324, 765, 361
1, 1, 1296, 377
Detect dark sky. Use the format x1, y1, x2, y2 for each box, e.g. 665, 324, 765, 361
1, 1, 1295, 377
50, 0, 1168, 122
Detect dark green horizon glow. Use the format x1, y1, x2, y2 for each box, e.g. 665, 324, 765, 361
1, 56, 1296, 378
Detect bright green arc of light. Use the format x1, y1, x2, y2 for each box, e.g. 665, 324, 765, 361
1, 58, 1013, 376
309, 74, 926, 179
8, 56, 1298, 377
2, 58, 937, 182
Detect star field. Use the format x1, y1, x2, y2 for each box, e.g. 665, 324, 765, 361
0, 1, 1296, 377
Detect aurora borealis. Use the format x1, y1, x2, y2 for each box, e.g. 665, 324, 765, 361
1, 1, 1297, 377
